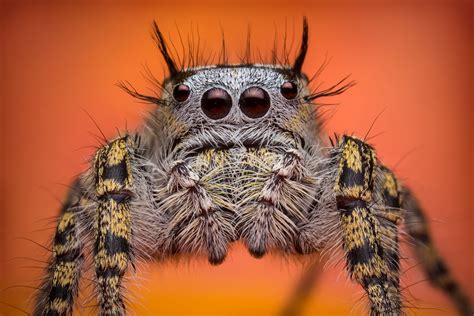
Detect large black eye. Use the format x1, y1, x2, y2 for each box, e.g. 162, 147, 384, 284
239, 87, 270, 118
173, 84, 190, 102
201, 88, 232, 120
280, 81, 298, 99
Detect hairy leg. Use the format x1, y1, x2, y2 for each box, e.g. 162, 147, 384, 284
403, 190, 472, 315
33, 179, 87, 316
335, 136, 400, 315
375, 167, 403, 307
93, 136, 135, 315
279, 165, 404, 316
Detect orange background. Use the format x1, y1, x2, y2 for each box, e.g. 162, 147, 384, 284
0, 1, 473, 315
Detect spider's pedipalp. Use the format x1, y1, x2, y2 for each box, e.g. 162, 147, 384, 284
156, 150, 236, 265
237, 147, 317, 258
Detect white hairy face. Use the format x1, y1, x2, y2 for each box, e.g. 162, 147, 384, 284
152, 65, 317, 157
164, 66, 308, 123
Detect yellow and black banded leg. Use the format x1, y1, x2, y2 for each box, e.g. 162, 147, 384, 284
335, 136, 400, 315
34, 179, 86, 316
94, 136, 134, 316
403, 190, 472, 315
378, 167, 403, 305
279, 167, 404, 316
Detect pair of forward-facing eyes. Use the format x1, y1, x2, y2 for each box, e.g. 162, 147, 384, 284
172, 81, 298, 119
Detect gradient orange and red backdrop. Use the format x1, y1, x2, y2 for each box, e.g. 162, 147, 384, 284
1, 1, 473, 315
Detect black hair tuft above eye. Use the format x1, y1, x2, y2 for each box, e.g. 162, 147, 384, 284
173, 84, 191, 102
280, 81, 298, 100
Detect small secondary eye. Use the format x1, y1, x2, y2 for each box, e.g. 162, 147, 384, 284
239, 87, 270, 119
201, 88, 232, 120
173, 84, 190, 102
280, 81, 298, 99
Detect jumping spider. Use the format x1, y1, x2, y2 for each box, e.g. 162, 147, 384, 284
34, 18, 471, 315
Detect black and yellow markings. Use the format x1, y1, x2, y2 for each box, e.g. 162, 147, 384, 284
334, 136, 375, 203
379, 167, 402, 286
46, 210, 83, 315
195, 148, 230, 170
404, 192, 472, 315
43, 177, 85, 315
334, 136, 400, 314
95, 137, 133, 197
381, 167, 403, 222
94, 136, 133, 315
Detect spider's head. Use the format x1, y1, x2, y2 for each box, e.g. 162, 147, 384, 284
161, 64, 311, 143
122, 18, 352, 152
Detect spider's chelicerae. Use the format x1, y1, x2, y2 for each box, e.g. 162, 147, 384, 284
34, 19, 471, 316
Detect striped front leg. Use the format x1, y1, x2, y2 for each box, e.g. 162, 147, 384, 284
94, 137, 134, 316
334, 136, 400, 315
